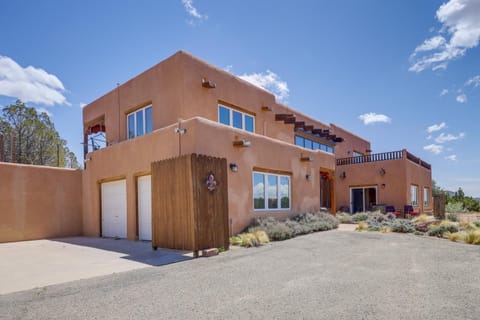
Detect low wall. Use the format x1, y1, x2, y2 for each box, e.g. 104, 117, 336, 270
0, 163, 83, 243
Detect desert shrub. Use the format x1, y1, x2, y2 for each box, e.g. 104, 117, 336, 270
356, 221, 368, 231
252, 230, 270, 244
414, 221, 438, 233
413, 214, 430, 223
446, 212, 458, 222
336, 212, 354, 224
413, 231, 425, 236
446, 202, 467, 214
464, 230, 480, 245
247, 212, 338, 242
380, 227, 391, 233
285, 219, 310, 236
390, 219, 415, 233
366, 213, 390, 231
473, 221, 480, 228
385, 213, 396, 220
448, 232, 465, 242
352, 212, 369, 222
427, 224, 459, 237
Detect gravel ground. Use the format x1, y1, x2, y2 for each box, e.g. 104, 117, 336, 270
1, 230, 480, 320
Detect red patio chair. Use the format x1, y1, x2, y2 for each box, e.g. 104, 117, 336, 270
404, 205, 419, 219
385, 205, 402, 218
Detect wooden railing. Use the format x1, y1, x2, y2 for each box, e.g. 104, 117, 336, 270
336, 150, 403, 166
336, 150, 431, 171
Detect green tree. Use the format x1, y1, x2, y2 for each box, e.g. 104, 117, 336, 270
0, 100, 79, 168
453, 187, 465, 202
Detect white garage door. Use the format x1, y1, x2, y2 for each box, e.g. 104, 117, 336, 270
137, 175, 152, 241
101, 180, 127, 239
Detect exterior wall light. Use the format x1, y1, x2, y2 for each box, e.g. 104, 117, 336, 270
339, 171, 346, 179
306, 174, 312, 181
175, 128, 187, 134
229, 163, 238, 172
201, 78, 216, 89
233, 139, 251, 147
261, 106, 272, 111
379, 168, 386, 175
381, 183, 386, 189
300, 154, 313, 162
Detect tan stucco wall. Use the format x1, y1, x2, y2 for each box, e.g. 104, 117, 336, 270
335, 151, 432, 213
0, 163, 83, 243
82, 117, 335, 237
83, 51, 334, 149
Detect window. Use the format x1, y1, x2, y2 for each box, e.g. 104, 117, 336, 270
294, 135, 334, 154
127, 105, 152, 139
253, 172, 290, 210
218, 104, 255, 133
411, 185, 418, 206
424, 187, 429, 206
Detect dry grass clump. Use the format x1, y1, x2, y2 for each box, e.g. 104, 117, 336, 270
413, 214, 430, 223
230, 231, 270, 247
356, 221, 368, 231
464, 230, 480, 245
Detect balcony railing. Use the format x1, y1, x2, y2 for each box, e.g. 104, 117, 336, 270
336, 150, 431, 170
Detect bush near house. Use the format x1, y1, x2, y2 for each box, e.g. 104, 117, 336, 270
233, 212, 339, 243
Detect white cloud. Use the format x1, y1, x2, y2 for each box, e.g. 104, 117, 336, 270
465, 75, 480, 87
224, 65, 233, 73
426, 135, 432, 140
239, 70, 289, 102
445, 154, 457, 161
435, 132, 465, 143
182, 0, 207, 25
36, 107, 52, 117
427, 122, 447, 133
409, 0, 480, 72
358, 113, 392, 125
456, 93, 467, 103
440, 89, 449, 96
0, 55, 68, 106
424, 144, 444, 155
79, 102, 87, 108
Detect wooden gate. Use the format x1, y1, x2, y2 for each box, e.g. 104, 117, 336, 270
151, 154, 229, 253
433, 193, 446, 220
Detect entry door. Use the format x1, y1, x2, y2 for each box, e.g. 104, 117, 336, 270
350, 187, 377, 213
137, 175, 152, 241
101, 180, 127, 238
320, 174, 331, 209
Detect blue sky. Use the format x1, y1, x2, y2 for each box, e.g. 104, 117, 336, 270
1, 0, 479, 196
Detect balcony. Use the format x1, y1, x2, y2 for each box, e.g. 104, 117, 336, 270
336, 149, 431, 171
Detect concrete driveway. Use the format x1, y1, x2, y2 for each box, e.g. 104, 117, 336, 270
2, 228, 480, 319
0, 237, 192, 294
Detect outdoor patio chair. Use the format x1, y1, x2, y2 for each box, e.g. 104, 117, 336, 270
404, 205, 419, 219
385, 205, 402, 217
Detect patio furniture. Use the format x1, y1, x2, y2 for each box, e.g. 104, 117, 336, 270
385, 205, 402, 217
404, 205, 419, 219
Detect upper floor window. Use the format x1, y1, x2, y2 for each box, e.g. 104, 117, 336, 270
353, 151, 363, 157
295, 135, 334, 153
128, 105, 152, 139
218, 104, 254, 133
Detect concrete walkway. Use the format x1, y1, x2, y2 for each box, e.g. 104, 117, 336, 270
0, 237, 192, 294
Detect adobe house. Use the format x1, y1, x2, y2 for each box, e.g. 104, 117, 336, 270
81, 50, 432, 241
0, 50, 432, 245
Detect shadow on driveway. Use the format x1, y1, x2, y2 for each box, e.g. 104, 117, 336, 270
52, 237, 193, 266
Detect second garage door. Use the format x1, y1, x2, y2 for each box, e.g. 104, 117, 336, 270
101, 180, 127, 239
137, 175, 152, 241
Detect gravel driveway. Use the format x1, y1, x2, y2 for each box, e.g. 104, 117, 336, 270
1, 229, 479, 320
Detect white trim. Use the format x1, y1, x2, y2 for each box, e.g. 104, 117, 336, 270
253, 171, 291, 211
349, 186, 378, 213
218, 104, 255, 133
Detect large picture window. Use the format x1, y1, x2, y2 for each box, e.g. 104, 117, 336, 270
411, 185, 418, 206
127, 105, 152, 139
253, 172, 290, 210
218, 104, 254, 133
